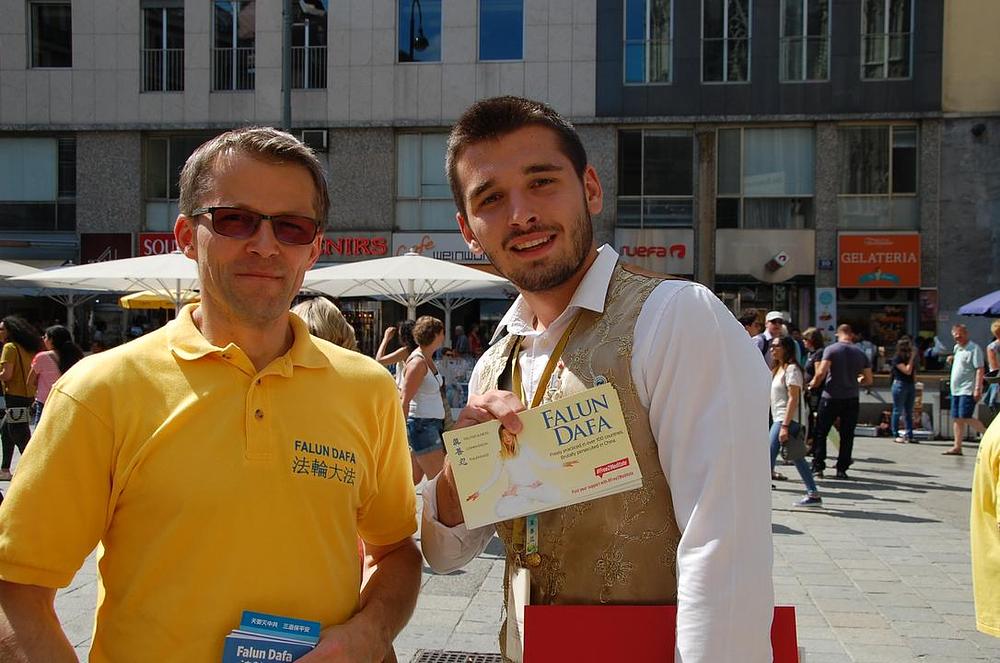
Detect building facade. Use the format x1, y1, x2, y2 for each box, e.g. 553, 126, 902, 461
0, 0, 996, 352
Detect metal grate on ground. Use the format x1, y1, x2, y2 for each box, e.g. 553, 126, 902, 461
411, 651, 503, 663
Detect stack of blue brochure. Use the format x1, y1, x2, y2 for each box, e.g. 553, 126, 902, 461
222, 610, 321, 662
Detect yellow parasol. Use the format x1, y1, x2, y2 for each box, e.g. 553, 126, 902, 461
119, 290, 200, 310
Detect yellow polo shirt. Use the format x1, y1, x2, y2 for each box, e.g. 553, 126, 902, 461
972, 416, 1000, 637
0, 305, 416, 661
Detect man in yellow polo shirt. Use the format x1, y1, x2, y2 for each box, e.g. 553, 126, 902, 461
972, 370, 1000, 637
0, 128, 422, 661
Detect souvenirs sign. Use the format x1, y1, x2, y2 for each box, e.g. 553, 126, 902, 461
444, 384, 643, 529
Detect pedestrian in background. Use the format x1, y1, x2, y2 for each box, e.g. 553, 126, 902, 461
769, 336, 822, 506
752, 311, 785, 368
400, 315, 447, 484
291, 297, 358, 352
376, 320, 417, 389
808, 323, 873, 479
0, 316, 41, 482
739, 309, 762, 337
985, 320, 1000, 413
890, 336, 919, 444
27, 326, 84, 427
802, 327, 826, 451
944, 323, 986, 455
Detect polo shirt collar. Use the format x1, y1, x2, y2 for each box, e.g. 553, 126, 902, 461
490, 244, 618, 343
168, 304, 329, 372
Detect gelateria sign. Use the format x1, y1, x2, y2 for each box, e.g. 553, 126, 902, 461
838, 233, 920, 288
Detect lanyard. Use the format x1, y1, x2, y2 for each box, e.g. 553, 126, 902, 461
508, 312, 582, 568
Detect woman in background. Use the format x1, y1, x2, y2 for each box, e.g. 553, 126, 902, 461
291, 297, 358, 352
400, 316, 447, 484
28, 325, 84, 426
376, 320, 417, 389
0, 316, 42, 481
984, 320, 1000, 413
769, 336, 822, 507
890, 336, 919, 443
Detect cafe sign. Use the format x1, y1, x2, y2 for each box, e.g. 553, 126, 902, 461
838, 233, 920, 288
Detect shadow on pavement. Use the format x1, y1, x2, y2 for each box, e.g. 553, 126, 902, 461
772, 523, 804, 536
799, 508, 941, 524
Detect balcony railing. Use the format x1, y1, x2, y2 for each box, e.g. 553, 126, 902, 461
141, 48, 184, 92
212, 46, 255, 91
292, 45, 327, 89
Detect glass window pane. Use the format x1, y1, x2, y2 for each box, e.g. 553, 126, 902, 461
396, 200, 421, 230
480, 0, 524, 60
890, 197, 918, 228
168, 136, 212, 199
891, 127, 917, 194
0, 202, 58, 231
396, 134, 421, 198
888, 0, 911, 35
31, 3, 72, 68
642, 199, 692, 227
166, 8, 185, 48
236, 1, 255, 48
419, 200, 459, 229
616, 199, 643, 228
420, 133, 448, 196
887, 33, 910, 78
782, 0, 803, 37
743, 128, 815, 196
648, 39, 670, 82
838, 196, 916, 229
145, 139, 168, 199
144, 9, 164, 49
743, 198, 813, 229
399, 0, 442, 62
618, 131, 643, 197
145, 201, 174, 231
643, 132, 693, 196
624, 42, 646, 83
703, 0, 724, 38
625, 0, 646, 41
703, 39, 724, 81
806, 36, 828, 79
727, 38, 749, 81
781, 37, 803, 81
862, 0, 885, 36
727, 0, 750, 39
57, 137, 76, 198
806, 0, 827, 37
0, 138, 58, 201
214, 2, 235, 48
716, 198, 739, 228
717, 129, 741, 195
840, 127, 889, 195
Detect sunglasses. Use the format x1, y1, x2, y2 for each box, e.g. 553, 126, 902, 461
192, 207, 320, 246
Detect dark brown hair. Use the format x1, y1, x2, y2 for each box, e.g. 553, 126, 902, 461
445, 96, 588, 216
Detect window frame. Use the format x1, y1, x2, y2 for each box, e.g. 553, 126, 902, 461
860, 0, 914, 81
291, 0, 328, 89
27, 0, 73, 69
141, 4, 185, 93
211, 0, 256, 92
778, 0, 831, 83
700, 0, 753, 84
478, 0, 525, 62
715, 125, 817, 230
0, 135, 76, 231
394, 131, 456, 232
623, 0, 674, 86
836, 123, 919, 229
142, 132, 218, 231
616, 128, 696, 230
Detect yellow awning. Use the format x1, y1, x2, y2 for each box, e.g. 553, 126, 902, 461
119, 290, 199, 310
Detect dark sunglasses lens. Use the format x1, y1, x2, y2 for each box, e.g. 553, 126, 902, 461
212, 208, 259, 238
272, 216, 318, 245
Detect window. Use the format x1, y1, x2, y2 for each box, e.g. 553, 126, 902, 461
0, 137, 75, 231
398, 0, 441, 62
212, 1, 255, 90
617, 130, 694, 228
29, 1, 72, 68
861, 0, 912, 80
624, 0, 672, 84
480, 0, 523, 61
838, 125, 917, 228
396, 133, 456, 231
293, 0, 327, 89
142, 4, 184, 92
702, 0, 750, 82
780, 0, 829, 81
716, 128, 815, 229
144, 133, 217, 230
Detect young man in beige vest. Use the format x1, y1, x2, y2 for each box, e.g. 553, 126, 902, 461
421, 97, 774, 662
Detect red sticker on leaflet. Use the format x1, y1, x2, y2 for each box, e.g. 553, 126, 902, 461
594, 458, 629, 478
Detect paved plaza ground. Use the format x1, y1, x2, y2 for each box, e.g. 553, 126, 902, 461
24, 430, 1000, 661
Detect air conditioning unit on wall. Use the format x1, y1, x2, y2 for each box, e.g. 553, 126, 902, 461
300, 129, 328, 152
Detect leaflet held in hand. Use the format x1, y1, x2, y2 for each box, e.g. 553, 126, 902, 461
444, 383, 643, 529
221, 610, 320, 662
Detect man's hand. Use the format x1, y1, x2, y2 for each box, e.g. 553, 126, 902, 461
302, 618, 382, 663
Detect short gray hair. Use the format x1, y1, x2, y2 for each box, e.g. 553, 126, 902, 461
178, 126, 330, 224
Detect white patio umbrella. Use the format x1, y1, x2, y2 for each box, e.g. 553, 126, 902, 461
0, 259, 41, 278
9, 252, 200, 312
303, 253, 510, 335
0, 260, 103, 331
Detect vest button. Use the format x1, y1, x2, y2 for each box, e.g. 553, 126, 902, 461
525, 552, 542, 568
254, 409, 264, 419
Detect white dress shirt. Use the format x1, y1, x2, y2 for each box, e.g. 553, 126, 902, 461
421, 246, 775, 663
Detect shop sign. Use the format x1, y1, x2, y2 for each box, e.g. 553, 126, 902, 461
614, 228, 694, 275
838, 233, 920, 288
715, 229, 815, 282
818, 259, 834, 271
319, 232, 390, 262
138, 232, 178, 256
81, 233, 133, 263
815, 287, 837, 339
392, 233, 490, 264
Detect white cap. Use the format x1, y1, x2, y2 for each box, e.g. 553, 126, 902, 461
765, 310, 784, 323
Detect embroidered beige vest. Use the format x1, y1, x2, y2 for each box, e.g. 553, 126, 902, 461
474, 262, 683, 660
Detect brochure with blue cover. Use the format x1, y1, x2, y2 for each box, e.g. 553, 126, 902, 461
221, 611, 321, 662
